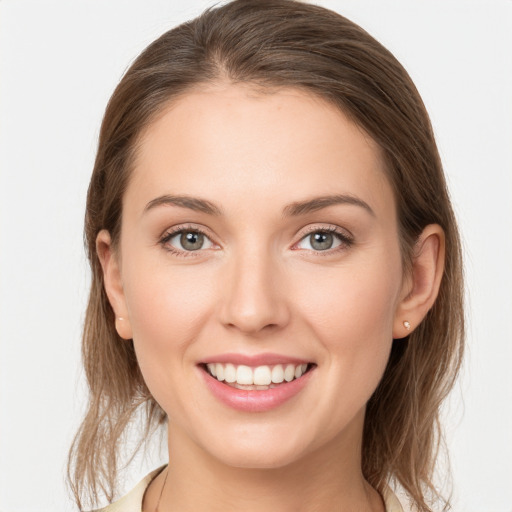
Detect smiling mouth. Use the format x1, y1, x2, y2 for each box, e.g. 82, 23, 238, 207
201, 362, 315, 390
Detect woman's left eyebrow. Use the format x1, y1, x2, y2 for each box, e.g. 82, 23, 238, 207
282, 194, 375, 217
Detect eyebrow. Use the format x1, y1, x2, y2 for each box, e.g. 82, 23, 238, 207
282, 194, 375, 217
143, 194, 222, 216
143, 193, 374, 218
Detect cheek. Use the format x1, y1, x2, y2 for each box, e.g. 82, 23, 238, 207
120, 251, 217, 402
296, 250, 402, 396
302, 255, 400, 335
122, 239, 216, 341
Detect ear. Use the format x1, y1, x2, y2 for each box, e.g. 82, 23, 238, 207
393, 224, 445, 339
96, 229, 133, 340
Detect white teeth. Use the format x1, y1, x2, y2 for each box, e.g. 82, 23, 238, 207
215, 363, 224, 381
207, 363, 216, 377
254, 366, 272, 386
224, 363, 236, 383
236, 365, 253, 385
206, 362, 310, 386
284, 364, 295, 382
271, 364, 284, 383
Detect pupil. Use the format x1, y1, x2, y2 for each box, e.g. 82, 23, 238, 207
181, 231, 204, 251
311, 232, 333, 251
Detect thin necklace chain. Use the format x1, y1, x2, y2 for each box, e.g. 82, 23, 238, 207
154, 467, 169, 512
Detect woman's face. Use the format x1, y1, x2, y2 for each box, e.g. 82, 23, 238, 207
109, 84, 407, 468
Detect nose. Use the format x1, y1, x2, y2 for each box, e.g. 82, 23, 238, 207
218, 247, 290, 336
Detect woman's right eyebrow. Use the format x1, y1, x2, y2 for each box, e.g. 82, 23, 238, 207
143, 194, 223, 216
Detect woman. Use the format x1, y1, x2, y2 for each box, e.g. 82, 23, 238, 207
68, 1, 464, 511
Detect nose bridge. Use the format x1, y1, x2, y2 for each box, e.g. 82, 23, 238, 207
219, 240, 289, 334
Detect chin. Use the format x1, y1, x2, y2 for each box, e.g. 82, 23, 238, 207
213, 444, 305, 470
194, 421, 317, 470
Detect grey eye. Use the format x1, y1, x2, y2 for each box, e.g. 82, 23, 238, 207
180, 231, 205, 251
309, 232, 334, 251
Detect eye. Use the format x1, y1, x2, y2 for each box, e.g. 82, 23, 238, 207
295, 228, 352, 252
161, 229, 215, 252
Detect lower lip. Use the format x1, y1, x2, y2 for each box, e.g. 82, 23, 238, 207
200, 366, 314, 413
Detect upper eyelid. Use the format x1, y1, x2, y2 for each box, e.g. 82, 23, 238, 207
160, 223, 214, 240
296, 224, 353, 240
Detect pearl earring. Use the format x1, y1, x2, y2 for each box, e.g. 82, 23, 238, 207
403, 320, 411, 331
115, 317, 131, 340
115, 317, 125, 332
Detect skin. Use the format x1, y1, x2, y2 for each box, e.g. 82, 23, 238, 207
98, 84, 445, 511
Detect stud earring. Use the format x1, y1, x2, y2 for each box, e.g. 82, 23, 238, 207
403, 320, 411, 331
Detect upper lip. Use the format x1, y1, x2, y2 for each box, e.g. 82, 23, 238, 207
200, 352, 312, 367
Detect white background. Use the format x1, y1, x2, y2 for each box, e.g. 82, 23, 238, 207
1, 1, 511, 511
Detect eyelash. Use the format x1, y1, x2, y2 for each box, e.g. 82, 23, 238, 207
158, 224, 354, 258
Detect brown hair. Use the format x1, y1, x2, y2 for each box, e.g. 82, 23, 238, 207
68, 1, 464, 510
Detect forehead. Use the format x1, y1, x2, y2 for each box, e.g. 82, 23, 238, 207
127, 84, 394, 218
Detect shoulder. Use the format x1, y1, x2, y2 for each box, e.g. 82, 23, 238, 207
91, 466, 166, 512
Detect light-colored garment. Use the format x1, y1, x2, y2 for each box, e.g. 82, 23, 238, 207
93, 467, 165, 512
94, 466, 404, 512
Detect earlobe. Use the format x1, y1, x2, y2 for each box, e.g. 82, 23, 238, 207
393, 224, 445, 339
115, 316, 132, 340
96, 230, 133, 340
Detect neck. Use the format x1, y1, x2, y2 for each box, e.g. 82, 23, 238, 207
146, 415, 385, 512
